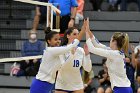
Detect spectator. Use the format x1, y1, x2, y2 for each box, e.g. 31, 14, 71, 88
135, 49, 140, 92
17, 30, 44, 76
108, 0, 118, 11
108, 0, 118, 6
32, 0, 49, 32
116, 0, 140, 11
97, 58, 112, 93
81, 68, 94, 93
49, 0, 78, 34
90, 0, 104, 11
75, 0, 84, 27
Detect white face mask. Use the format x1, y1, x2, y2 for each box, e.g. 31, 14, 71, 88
30, 34, 37, 40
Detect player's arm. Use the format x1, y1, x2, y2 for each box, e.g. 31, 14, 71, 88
85, 18, 109, 49
77, 19, 86, 41
82, 54, 92, 72
59, 52, 75, 65
48, 39, 79, 56
82, 44, 92, 72
91, 35, 109, 49
86, 38, 119, 59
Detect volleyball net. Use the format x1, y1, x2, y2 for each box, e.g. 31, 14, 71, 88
0, 0, 61, 63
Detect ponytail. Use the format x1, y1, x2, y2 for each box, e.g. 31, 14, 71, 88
44, 27, 59, 46
113, 32, 129, 54
122, 33, 129, 54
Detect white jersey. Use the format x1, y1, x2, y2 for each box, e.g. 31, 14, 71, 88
36, 39, 79, 84
55, 47, 92, 91
86, 37, 130, 89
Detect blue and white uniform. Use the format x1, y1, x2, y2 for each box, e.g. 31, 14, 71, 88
55, 47, 92, 91
30, 39, 79, 93
86, 36, 132, 93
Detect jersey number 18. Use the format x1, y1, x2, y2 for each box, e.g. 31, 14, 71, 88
73, 60, 79, 67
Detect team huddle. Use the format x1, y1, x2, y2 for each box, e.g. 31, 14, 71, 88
30, 18, 133, 93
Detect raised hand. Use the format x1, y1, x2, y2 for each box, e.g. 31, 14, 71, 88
77, 19, 87, 41
81, 19, 86, 31
85, 18, 94, 39
85, 31, 90, 40
86, 18, 90, 31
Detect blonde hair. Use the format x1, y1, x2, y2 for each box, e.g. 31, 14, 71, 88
112, 32, 129, 54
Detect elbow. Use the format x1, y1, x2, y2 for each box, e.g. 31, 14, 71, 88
89, 49, 93, 53
87, 45, 95, 54
86, 69, 91, 72
87, 46, 93, 53
84, 65, 92, 72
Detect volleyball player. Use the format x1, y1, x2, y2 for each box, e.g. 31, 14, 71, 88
85, 18, 132, 93
30, 30, 79, 93
30, 19, 87, 93
55, 27, 92, 93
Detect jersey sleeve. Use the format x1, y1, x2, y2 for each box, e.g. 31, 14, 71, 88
47, 39, 79, 56
86, 38, 120, 59
82, 53, 92, 72
91, 35, 110, 49
59, 52, 74, 66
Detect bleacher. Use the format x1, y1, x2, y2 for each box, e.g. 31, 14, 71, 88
0, 0, 140, 93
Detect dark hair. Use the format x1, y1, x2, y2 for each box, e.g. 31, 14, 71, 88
44, 27, 59, 46
102, 58, 107, 65
112, 32, 129, 54
61, 27, 77, 46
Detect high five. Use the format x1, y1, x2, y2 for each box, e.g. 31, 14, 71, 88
85, 18, 132, 93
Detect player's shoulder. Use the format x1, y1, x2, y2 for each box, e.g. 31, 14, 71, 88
108, 49, 124, 57
45, 47, 53, 52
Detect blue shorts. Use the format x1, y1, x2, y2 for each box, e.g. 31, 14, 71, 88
30, 78, 54, 93
113, 87, 133, 93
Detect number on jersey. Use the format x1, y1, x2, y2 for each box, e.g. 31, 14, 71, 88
73, 60, 79, 67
